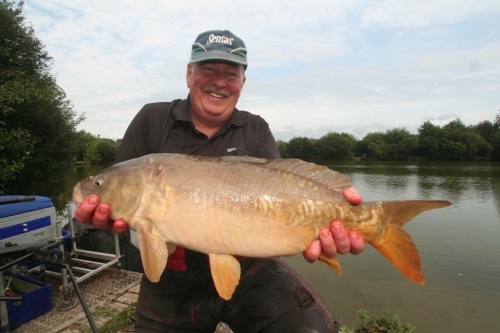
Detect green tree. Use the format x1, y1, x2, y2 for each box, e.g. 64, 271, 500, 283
74, 130, 97, 162
84, 139, 117, 165
486, 111, 500, 160
418, 121, 442, 161
313, 132, 356, 161
276, 140, 289, 158
473, 120, 497, 145
441, 119, 486, 160
360, 132, 387, 160
286, 136, 314, 160
383, 127, 417, 161
0, 0, 84, 210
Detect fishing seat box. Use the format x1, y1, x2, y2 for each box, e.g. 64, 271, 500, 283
0, 196, 56, 331
0, 195, 58, 248
0, 272, 53, 331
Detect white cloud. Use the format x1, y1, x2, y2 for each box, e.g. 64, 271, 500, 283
20, 0, 500, 141
361, 0, 500, 28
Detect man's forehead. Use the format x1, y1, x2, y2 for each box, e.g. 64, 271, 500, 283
194, 60, 245, 70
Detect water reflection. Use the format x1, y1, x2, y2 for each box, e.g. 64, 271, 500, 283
299, 162, 500, 333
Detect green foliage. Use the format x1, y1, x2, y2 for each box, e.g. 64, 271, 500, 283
0, 127, 33, 193
340, 309, 416, 333
355, 128, 417, 161
383, 127, 417, 161
0, 0, 84, 210
277, 140, 289, 158
417, 121, 441, 160
287, 136, 314, 160
282, 111, 500, 162
359, 132, 386, 160
93, 303, 136, 333
314, 132, 357, 161
74, 130, 98, 162
84, 139, 117, 165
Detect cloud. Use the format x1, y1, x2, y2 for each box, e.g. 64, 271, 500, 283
21, 0, 500, 141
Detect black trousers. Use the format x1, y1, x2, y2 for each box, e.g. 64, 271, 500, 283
135, 257, 339, 333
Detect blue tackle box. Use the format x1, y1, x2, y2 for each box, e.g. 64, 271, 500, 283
0, 272, 53, 331
0, 195, 58, 247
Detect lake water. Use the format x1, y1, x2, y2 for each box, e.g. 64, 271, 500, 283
283, 162, 500, 333
70, 162, 500, 332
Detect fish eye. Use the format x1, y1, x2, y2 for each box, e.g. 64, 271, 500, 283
95, 177, 103, 187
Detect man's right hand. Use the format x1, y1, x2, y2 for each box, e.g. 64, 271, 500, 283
74, 194, 128, 234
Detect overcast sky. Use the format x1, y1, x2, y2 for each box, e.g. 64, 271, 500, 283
22, 0, 500, 141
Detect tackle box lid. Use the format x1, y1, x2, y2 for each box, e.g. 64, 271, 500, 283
0, 195, 54, 218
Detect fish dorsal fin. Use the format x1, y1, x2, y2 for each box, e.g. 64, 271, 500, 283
220, 156, 351, 191
264, 158, 351, 190
209, 253, 241, 300
135, 218, 169, 283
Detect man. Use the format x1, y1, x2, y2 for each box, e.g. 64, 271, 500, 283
75, 30, 365, 333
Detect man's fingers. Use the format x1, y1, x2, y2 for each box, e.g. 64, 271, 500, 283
348, 231, 365, 255
330, 221, 350, 255
341, 187, 362, 205
319, 229, 337, 258
74, 194, 100, 224
303, 240, 322, 263
92, 205, 112, 229
112, 219, 129, 234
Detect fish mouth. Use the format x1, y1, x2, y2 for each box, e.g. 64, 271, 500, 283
72, 183, 83, 207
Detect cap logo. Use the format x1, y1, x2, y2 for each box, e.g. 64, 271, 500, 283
207, 34, 234, 46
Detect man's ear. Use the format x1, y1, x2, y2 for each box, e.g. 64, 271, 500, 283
186, 63, 193, 88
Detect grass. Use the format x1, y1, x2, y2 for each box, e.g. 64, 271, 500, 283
339, 309, 416, 333
83, 303, 137, 333
84, 305, 414, 333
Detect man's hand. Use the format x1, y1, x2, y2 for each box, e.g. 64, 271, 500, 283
303, 187, 365, 263
74, 195, 128, 234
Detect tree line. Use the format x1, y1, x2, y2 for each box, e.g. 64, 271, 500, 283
278, 116, 500, 162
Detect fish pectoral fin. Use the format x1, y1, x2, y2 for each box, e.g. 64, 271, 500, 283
208, 254, 241, 301
319, 253, 343, 275
136, 219, 169, 283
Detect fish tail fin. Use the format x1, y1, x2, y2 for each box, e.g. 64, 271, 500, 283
372, 223, 424, 284
371, 200, 452, 285
319, 253, 343, 275
383, 200, 452, 227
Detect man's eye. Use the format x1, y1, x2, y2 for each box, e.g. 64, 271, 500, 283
204, 67, 216, 75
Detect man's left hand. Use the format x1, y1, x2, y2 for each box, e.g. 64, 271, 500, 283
303, 187, 365, 262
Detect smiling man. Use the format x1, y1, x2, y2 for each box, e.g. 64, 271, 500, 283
75, 29, 365, 333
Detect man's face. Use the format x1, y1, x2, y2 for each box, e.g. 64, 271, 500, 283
186, 61, 246, 126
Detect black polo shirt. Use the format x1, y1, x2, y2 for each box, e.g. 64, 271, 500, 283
115, 96, 280, 163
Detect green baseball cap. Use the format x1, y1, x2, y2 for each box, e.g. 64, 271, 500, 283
190, 30, 248, 67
